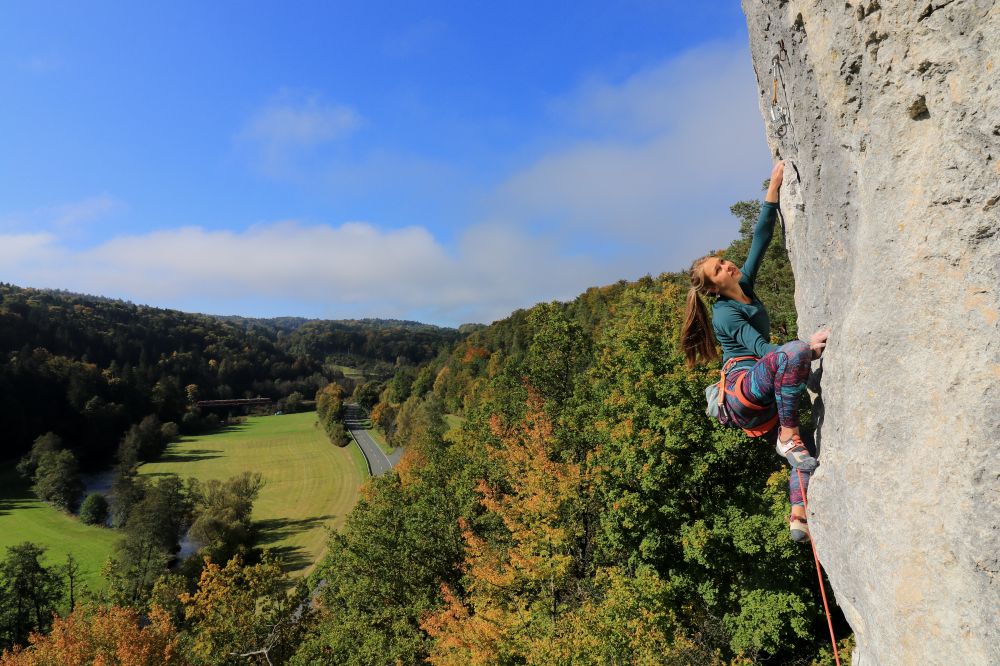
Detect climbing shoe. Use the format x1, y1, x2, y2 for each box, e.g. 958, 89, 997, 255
775, 434, 818, 471
789, 512, 810, 542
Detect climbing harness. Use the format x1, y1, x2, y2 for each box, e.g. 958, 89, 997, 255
795, 468, 842, 666
710, 356, 779, 437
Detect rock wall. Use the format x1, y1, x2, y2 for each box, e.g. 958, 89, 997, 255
741, 1, 1000, 663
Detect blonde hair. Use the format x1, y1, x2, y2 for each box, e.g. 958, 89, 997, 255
680, 255, 720, 369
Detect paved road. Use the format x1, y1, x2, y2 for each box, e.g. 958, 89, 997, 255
345, 404, 402, 476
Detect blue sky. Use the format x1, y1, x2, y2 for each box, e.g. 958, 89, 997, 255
1, 1, 771, 326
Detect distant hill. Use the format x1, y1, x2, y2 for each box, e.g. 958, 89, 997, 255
0, 283, 463, 464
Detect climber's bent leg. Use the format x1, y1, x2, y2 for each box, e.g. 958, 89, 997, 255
742, 342, 816, 470
743, 340, 812, 429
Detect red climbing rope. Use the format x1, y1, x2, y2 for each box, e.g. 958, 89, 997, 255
795, 468, 841, 665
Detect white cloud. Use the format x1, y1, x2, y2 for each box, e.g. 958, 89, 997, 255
0, 221, 615, 326
2, 41, 772, 326
0, 233, 58, 264
495, 41, 771, 271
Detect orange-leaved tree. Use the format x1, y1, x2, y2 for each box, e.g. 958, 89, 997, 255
421, 388, 586, 665
0, 604, 185, 666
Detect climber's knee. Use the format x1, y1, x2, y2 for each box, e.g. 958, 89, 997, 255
779, 339, 811, 364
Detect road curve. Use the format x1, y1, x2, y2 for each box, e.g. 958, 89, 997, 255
344, 404, 402, 476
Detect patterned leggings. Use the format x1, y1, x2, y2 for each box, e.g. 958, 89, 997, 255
725, 340, 813, 506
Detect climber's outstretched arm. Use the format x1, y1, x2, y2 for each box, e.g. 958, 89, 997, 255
763, 161, 784, 204
740, 161, 785, 287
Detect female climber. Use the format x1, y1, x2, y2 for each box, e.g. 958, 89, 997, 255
680, 160, 829, 542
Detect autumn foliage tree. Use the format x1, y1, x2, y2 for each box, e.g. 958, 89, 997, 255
422, 390, 586, 665
315, 383, 349, 446
180, 553, 305, 666
0, 604, 186, 666
316, 195, 838, 663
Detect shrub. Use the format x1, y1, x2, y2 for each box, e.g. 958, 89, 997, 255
79, 492, 109, 526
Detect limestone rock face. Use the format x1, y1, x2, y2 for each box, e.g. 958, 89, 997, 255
742, 1, 1000, 663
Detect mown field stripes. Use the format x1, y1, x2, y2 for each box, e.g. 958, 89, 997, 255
139, 411, 367, 577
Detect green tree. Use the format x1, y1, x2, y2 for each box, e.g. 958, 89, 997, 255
385, 366, 416, 403
78, 492, 109, 526
104, 476, 192, 607
0, 543, 63, 650
181, 553, 305, 666
15, 432, 62, 480
294, 472, 464, 665
62, 553, 81, 612
187, 472, 264, 565
161, 420, 180, 443
119, 414, 168, 463
284, 391, 304, 413
316, 383, 348, 446
110, 467, 144, 528
31, 450, 83, 512
523, 303, 590, 409
351, 381, 382, 411
151, 376, 186, 422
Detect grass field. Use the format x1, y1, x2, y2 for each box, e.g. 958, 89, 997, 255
330, 364, 365, 380
140, 411, 368, 577
0, 467, 118, 592
444, 414, 465, 442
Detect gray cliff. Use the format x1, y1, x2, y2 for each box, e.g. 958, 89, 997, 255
741, 1, 1000, 663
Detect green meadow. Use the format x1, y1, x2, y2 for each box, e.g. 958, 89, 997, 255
0, 411, 368, 592
140, 411, 369, 576
0, 467, 118, 592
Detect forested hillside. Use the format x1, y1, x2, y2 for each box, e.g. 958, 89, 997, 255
0, 287, 460, 465
299, 198, 851, 664
0, 198, 851, 665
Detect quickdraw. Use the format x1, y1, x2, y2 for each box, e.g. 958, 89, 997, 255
769, 42, 790, 138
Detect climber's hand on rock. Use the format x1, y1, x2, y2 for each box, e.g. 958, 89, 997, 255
809, 327, 830, 359
765, 161, 785, 202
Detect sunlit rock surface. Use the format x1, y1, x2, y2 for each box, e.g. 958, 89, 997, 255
742, 1, 1000, 663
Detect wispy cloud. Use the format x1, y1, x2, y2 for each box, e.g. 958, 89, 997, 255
242, 98, 360, 147
238, 92, 363, 177
383, 18, 447, 58
494, 41, 770, 271
20, 54, 64, 74
0, 195, 125, 233
48, 195, 125, 229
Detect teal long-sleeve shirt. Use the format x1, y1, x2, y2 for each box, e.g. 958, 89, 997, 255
712, 201, 781, 371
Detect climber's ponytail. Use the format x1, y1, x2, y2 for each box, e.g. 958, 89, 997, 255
680, 256, 720, 369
